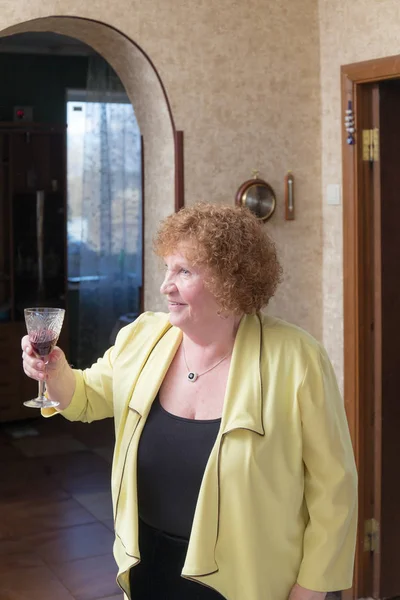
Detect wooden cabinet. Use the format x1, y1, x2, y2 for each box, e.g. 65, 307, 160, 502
0, 322, 38, 420
0, 123, 67, 421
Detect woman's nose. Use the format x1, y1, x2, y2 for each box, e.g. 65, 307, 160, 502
160, 274, 176, 294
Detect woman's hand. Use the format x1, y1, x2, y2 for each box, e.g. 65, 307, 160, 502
22, 335, 65, 382
21, 335, 76, 410
288, 583, 327, 600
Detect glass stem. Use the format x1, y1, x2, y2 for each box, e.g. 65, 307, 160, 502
38, 355, 47, 399
38, 378, 46, 400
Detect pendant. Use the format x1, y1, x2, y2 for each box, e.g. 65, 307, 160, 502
187, 371, 198, 382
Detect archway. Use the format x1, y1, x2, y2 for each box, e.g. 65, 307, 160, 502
0, 15, 183, 311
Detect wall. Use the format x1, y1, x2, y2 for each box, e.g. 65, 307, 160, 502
0, 1, 323, 341
319, 0, 400, 384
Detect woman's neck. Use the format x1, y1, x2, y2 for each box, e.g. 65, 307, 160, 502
181, 313, 243, 357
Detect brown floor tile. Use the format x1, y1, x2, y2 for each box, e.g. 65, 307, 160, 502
92, 445, 114, 464
26, 522, 114, 564
1, 497, 97, 539
12, 434, 87, 457
101, 519, 115, 532
1, 421, 41, 440
0, 428, 11, 443
0, 456, 45, 482
68, 419, 115, 448
0, 551, 46, 573
18, 416, 72, 436
40, 450, 111, 478
0, 538, 32, 555
0, 564, 75, 599
51, 553, 120, 600
55, 469, 111, 495
0, 474, 70, 504
0, 442, 24, 461
73, 490, 113, 521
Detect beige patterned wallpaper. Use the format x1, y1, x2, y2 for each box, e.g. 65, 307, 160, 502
0, 1, 322, 345
0, 1, 398, 395
319, 0, 400, 386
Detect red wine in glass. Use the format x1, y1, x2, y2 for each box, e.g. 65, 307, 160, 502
24, 307, 65, 409
29, 329, 59, 358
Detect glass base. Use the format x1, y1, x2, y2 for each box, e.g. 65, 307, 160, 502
23, 397, 60, 409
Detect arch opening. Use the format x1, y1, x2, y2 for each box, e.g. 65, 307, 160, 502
0, 15, 179, 312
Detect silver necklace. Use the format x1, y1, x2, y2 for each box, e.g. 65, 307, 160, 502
182, 343, 232, 383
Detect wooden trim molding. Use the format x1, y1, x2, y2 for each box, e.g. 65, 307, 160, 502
341, 71, 361, 600
341, 53, 400, 84
140, 135, 145, 313
174, 130, 184, 211
342, 71, 358, 448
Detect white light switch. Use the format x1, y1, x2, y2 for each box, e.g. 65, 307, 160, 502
327, 184, 342, 206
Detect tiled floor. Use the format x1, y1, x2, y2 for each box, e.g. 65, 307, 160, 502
0, 415, 122, 600
0, 414, 342, 600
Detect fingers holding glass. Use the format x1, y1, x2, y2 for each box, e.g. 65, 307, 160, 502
23, 307, 65, 409
22, 351, 46, 381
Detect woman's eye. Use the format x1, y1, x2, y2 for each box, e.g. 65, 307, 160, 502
181, 269, 190, 275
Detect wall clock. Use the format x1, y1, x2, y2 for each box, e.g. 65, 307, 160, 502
235, 171, 276, 221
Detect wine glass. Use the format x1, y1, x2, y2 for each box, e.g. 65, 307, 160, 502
24, 307, 65, 408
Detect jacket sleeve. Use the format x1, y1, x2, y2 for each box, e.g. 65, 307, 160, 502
42, 316, 144, 423
296, 344, 358, 592
58, 345, 116, 423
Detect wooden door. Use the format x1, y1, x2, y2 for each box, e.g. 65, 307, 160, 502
354, 78, 400, 599
344, 81, 381, 600
372, 78, 400, 599
341, 55, 400, 599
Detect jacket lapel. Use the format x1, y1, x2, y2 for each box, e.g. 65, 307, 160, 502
183, 313, 265, 576
112, 319, 182, 555
220, 313, 264, 436
128, 324, 183, 416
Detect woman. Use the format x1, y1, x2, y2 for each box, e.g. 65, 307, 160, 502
22, 203, 357, 600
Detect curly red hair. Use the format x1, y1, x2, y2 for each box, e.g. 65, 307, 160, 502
153, 203, 282, 315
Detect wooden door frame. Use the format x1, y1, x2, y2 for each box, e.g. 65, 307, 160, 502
342, 54, 400, 600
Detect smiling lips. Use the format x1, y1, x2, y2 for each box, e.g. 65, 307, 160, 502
168, 301, 186, 308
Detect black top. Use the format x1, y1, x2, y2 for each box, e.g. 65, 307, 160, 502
137, 395, 221, 540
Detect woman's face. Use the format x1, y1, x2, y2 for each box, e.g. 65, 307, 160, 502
160, 249, 221, 330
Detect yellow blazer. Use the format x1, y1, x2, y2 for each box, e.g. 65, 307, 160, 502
44, 312, 357, 600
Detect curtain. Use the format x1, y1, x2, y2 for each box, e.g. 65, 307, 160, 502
67, 55, 142, 369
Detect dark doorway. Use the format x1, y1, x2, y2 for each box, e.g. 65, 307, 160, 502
0, 32, 144, 420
